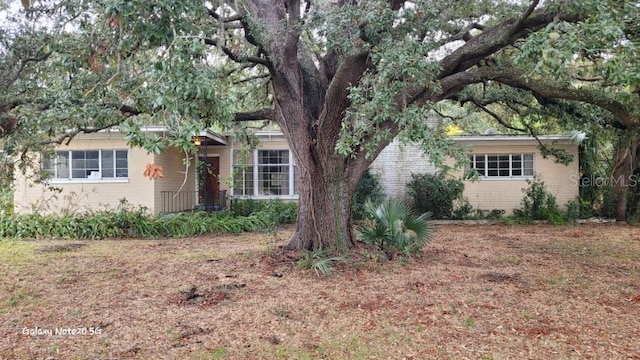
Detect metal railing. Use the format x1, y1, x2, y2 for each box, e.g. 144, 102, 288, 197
160, 190, 227, 213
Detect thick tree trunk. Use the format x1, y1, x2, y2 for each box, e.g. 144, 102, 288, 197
287, 157, 360, 250
282, 118, 374, 250
263, 40, 377, 249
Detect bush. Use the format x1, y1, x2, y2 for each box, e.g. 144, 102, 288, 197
259, 199, 298, 225
452, 198, 474, 220
352, 170, 385, 220
230, 198, 259, 217
357, 199, 432, 257
230, 199, 297, 225
564, 199, 580, 221
512, 175, 569, 224
406, 172, 465, 219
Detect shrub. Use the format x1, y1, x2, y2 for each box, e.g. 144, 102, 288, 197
452, 198, 473, 220
230, 199, 297, 225
406, 172, 464, 219
513, 175, 568, 224
352, 170, 385, 220
564, 199, 580, 221
230, 198, 260, 217
357, 199, 432, 257
258, 199, 298, 225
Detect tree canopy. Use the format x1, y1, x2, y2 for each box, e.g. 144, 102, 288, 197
2, 0, 639, 247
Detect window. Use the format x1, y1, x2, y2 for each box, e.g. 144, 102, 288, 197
469, 153, 533, 178
44, 150, 128, 181
232, 149, 298, 197
232, 151, 254, 196
258, 150, 289, 196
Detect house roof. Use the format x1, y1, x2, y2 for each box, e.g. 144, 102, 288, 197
192, 130, 227, 146
450, 134, 576, 146
137, 126, 227, 146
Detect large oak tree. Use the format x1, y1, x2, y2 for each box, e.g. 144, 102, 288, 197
2, 0, 639, 247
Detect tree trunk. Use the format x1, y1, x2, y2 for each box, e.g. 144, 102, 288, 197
611, 133, 639, 221
281, 115, 376, 250
287, 156, 359, 250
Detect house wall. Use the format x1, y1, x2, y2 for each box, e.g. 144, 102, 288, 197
370, 139, 436, 200
152, 147, 196, 212
369, 137, 579, 215
13, 133, 156, 214
452, 142, 579, 215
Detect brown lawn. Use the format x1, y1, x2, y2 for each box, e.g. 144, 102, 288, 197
1, 224, 639, 359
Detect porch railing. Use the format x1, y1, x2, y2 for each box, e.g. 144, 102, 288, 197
160, 190, 227, 214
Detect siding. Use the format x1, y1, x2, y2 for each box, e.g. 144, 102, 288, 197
370, 139, 436, 200
452, 142, 579, 215
13, 133, 155, 214
152, 147, 197, 213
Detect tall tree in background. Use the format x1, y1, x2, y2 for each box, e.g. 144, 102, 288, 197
2, 0, 639, 248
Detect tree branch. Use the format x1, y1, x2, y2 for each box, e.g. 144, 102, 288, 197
41, 120, 126, 146
468, 97, 527, 133
4, 52, 52, 89
206, 7, 244, 22
203, 37, 271, 68
437, 23, 486, 46
438, 6, 580, 79
234, 108, 275, 122
511, 0, 540, 37
232, 73, 270, 84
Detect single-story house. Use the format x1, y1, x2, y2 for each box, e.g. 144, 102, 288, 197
13, 129, 578, 216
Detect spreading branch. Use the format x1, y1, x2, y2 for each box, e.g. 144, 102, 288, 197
234, 108, 275, 122
3, 52, 52, 89
438, 8, 580, 79
42, 120, 127, 147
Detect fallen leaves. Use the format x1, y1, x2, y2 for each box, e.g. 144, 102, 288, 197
2, 224, 640, 359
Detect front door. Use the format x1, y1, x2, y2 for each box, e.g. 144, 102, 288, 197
199, 157, 220, 208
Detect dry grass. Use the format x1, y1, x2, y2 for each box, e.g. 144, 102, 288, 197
1, 224, 639, 359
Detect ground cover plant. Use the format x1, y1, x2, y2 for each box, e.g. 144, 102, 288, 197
0, 200, 296, 240
1, 223, 639, 359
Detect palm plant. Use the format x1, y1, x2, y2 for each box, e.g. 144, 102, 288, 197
357, 199, 432, 256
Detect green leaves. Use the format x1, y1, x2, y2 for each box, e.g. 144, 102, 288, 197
357, 199, 432, 256
0, 205, 275, 240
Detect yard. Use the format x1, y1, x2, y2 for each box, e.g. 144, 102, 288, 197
1, 224, 639, 359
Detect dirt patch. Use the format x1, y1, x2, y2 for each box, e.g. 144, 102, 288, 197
36, 243, 86, 253
1, 224, 639, 359
479, 271, 521, 283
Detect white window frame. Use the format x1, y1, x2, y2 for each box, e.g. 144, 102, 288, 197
469, 153, 534, 180
44, 149, 129, 184
231, 149, 299, 199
